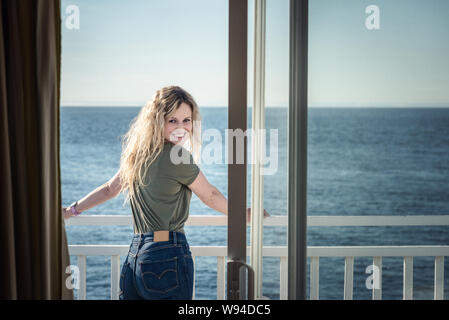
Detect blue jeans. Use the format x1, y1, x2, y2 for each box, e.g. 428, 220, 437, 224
119, 231, 194, 300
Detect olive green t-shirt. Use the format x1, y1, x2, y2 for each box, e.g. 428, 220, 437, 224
130, 140, 200, 234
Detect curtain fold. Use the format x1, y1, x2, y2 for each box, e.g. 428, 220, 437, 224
0, 0, 73, 299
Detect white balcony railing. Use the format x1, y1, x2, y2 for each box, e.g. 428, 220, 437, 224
66, 215, 449, 300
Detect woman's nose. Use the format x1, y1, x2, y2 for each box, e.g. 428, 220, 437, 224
177, 122, 188, 129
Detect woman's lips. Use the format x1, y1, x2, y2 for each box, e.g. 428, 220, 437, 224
170, 129, 187, 142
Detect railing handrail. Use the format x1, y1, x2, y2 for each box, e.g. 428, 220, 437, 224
65, 214, 449, 227
68, 245, 449, 257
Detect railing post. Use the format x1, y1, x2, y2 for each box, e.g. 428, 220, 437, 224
310, 257, 319, 300
192, 256, 196, 300
434, 256, 444, 300
111, 255, 120, 300
77, 255, 86, 300
372, 257, 382, 300
403, 256, 413, 300
217, 256, 226, 299
280, 256, 288, 300
344, 257, 354, 300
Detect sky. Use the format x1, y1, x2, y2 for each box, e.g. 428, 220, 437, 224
60, 0, 449, 107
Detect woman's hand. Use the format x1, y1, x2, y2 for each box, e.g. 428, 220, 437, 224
62, 207, 73, 220
246, 208, 270, 224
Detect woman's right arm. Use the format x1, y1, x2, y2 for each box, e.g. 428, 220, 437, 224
63, 170, 122, 219
188, 170, 270, 222
188, 171, 228, 215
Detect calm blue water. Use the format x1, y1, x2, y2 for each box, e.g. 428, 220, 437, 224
61, 106, 449, 300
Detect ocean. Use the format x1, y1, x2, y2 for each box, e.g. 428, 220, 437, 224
61, 106, 449, 300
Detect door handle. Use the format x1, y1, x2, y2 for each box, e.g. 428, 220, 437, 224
227, 260, 255, 300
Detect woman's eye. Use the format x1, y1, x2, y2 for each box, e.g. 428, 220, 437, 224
169, 120, 176, 123
184, 119, 191, 123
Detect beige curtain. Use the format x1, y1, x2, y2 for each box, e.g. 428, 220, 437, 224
0, 0, 73, 299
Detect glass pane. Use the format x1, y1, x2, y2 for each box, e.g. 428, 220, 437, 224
61, 0, 228, 300
308, 0, 449, 299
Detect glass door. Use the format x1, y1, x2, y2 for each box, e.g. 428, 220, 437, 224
227, 0, 308, 300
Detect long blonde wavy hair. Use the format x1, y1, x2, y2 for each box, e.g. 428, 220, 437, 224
118, 86, 202, 205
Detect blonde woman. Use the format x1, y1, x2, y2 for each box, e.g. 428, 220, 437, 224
62, 85, 269, 300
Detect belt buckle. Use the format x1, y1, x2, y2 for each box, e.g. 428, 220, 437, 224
154, 230, 169, 242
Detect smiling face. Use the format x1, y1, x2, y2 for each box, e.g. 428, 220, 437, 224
164, 102, 193, 145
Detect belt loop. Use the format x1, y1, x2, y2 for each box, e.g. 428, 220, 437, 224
173, 231, 177, 245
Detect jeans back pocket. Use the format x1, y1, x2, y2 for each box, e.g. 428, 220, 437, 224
139, 256, 179, 294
